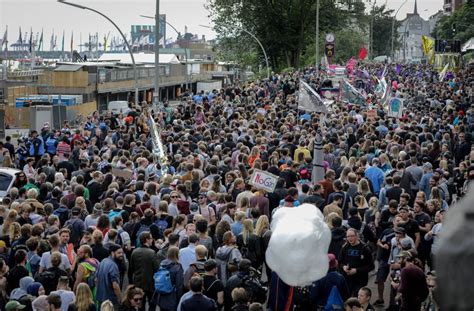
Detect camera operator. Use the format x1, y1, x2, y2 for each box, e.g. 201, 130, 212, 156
224, 259, 267, 311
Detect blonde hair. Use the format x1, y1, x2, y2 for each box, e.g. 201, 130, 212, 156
242, 219, 254, 245
255, 215, 269, 237
75, 283, 94, 311
100, 300, 115, 311
2, 210, 18, 236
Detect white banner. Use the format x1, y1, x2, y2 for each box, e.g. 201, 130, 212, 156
298, 81, 328, 113
249, 169, 279, 193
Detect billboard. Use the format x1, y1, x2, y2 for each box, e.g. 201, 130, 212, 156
131, 14, 166, 49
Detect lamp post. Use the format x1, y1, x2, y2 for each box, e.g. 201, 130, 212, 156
390, 0, 408, 61
200, 24, 270, 79
141, 15, 190, 93
315, 0, 320, 76
58, 0, 139, 105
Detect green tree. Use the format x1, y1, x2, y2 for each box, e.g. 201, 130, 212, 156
206, 0, 366, 70
434, 0, 474, 43
371, 4, 401, 57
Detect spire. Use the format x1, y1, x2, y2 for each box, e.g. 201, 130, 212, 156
414, 0, 418, 15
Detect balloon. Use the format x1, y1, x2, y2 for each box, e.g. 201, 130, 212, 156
266, 204, 331, 286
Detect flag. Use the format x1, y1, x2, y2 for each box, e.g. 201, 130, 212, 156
1, 27, 6, 50
103, 35, 107, 52
358, 47, 367, 60
37, 29, 43, 51
346, 57, 356, 75
396, 64, 401, 75
421, 35, 435, 64
298, 81, 328, 113
439, 63, 449, 81
61, 30, 65, 52
70, 31, 74, 53
50, 31, 55, 51
19, 27, 22, 45
28, 28, 33, 53
341, 79, 366, 105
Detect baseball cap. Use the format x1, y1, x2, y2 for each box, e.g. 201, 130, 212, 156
397, 250, 413, 259
423, 162, 433, 170
400, 237, 413, 249
238, 259, 252, 271
5, 301, 26, 311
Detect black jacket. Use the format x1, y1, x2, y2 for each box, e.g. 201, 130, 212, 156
329, 227, 346, 260
181, 293, 218, 311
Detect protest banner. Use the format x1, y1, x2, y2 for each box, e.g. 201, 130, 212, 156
249, 169, 279, 193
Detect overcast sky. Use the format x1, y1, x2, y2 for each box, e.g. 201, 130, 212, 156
1, 0, 443, 50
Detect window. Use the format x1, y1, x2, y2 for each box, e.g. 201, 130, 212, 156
0, 174, 13, 192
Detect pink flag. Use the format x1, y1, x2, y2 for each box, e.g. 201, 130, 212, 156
358, 47, 367, 60
346, 57, 356, 75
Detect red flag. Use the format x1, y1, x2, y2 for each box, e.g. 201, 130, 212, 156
358, 47, 367, 60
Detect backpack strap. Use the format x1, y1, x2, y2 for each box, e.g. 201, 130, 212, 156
205, 279, 220, 293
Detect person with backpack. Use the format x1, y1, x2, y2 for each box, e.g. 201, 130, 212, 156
73, 245, 99, 294
183, 245, 208, 290
155, 246, 184, 311
63, 208, 85, 249
236, 219, 259, 269
132, 209, 161, 248
129, 232, 160, 311
215, 231, 242, 286
36, 252, 68, 294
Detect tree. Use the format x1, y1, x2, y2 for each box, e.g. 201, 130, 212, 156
371, 4, 401, 57
434, 0, 474, 44
206, 0, 366, 70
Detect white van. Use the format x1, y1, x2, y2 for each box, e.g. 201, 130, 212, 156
108, 101, 130, 115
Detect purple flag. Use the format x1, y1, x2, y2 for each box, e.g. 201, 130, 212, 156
396, 64, 401, 75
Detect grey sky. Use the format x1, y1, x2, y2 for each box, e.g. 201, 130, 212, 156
1, 0, 443, 50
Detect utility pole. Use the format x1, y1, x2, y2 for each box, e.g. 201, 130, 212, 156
315, 0, 320, 76
154, 0, 160, 106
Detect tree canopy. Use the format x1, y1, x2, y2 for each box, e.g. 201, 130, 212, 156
206, 0, 400, 70
434, 0, 474, 44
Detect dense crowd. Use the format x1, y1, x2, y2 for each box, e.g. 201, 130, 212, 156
0, 61, 472, 311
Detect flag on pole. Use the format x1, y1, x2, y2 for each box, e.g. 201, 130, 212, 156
61, 30, 65, 52
396, 64, 401, 75
298, 81, 328, 113
29, 28, 33, 53
1, 27, 7, 50
103, 35, 107, 52
19, 27, 22, 45
358, 47, 367, 60
421, 35, 435, 64
346, 57, 356, 75
70, 31, 74, 53
37, 29, 43, 51
439, 63, 449, 81
50, 31, 55, 51
341, 79, 366, 105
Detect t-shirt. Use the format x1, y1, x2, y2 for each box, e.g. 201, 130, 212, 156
402, 219, 420, 242
39, 251, 72, 271
51, 289, 75, 311
96, 257, 120, 304
203, 275, 224, 303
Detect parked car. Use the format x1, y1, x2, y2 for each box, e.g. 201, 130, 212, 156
0, 168, 21, 203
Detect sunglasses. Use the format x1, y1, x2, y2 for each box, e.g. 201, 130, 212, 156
133, 297, 143, 302
171, 196, 179, 198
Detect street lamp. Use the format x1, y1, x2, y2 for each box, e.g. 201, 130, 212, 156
57, 0, 139, 105
200, 24, 270, 80
390, 0, 408, 61
315, 0, 320, 76
140, 15, 190, 92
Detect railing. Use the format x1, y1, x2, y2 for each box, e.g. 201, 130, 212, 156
7, 70, 44, 78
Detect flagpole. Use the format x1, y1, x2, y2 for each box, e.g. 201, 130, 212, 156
312, 115, 325, 184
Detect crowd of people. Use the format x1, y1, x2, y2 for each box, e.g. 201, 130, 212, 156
0, 60, 472, 311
